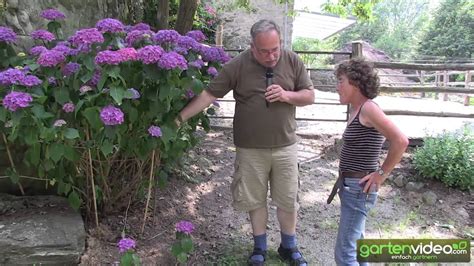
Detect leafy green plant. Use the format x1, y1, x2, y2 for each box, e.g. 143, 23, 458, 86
0, 9, 229, 222
413, 128, 474, 190
118, 237, 141, 266
171, 220, 195, 263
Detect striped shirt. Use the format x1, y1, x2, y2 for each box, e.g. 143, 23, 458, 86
339, 105, 385, 172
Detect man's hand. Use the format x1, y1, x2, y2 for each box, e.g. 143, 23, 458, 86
265, 84, 289, 103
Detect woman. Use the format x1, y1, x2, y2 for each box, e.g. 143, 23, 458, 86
328, 57, 409, 265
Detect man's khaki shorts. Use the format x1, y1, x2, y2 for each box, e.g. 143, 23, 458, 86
231, 143, 299, 212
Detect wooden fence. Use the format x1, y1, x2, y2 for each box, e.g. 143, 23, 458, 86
215, 42, 474, 123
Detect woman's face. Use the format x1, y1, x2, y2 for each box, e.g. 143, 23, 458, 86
336, 74, 357, 104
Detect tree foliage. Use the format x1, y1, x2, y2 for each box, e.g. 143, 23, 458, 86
335, 0, 430, 60
418, 0, 474, 59
322, 0, 381, 21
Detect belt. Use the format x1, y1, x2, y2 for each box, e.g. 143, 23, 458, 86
326, 171, 371, 204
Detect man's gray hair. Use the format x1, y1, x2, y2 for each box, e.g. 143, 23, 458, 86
250, 19, 281, 41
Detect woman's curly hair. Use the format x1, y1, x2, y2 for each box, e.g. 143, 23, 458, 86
335, 57, 380, 99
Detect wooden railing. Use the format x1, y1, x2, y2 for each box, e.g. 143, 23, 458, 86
216, 42, 474, 123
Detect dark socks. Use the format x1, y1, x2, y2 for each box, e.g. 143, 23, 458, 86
281, 232, 306, 265
250, 233, 267, 262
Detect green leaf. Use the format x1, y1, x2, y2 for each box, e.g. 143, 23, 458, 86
63, 146, 80, 162
83, 107, 102, 130
49, 143, 65, 163
6, 168, 19, 184
75, 100, 85, 117
180, 237, 194, 253
101, 140, 114, 156
67, 190, 82, 211
170, 242, 182, 257
0, 107, 6, 122
128, 106, 138, 124
31, 105, 55, 119
158, 85, 171, 101
54, 88, 71, 105
177, 252, 187, 263
83, 56, 95, 71
110, 86, 126, 105
106, 65, 121, 78
25, 143, 41, 166
24, 127, 38, 145
120, 252, 133, 266
64, 128, 80, 139
131, 253, 141, 265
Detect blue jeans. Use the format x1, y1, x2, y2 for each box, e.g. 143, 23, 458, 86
335, 178, 378, 266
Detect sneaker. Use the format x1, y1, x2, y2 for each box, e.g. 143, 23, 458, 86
248, 248, 266, 266
278, 245, 308, 266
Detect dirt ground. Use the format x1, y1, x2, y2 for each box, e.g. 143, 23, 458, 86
80, 128, 473, 265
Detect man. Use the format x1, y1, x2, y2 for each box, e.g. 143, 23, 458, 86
177, 19, 314, 265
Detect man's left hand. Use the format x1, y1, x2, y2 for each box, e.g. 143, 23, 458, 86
265, 84, 289, 103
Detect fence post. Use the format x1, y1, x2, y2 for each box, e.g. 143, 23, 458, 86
464, 70, 471, 106
351, 42, 363, 58
434, 72, 439, 99
442, 70, 449, 101
215, 23, 224, 47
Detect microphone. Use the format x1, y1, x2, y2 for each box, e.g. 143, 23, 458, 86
265, 68, 273, 108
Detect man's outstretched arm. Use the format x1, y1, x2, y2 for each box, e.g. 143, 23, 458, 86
177, 90, 217, 124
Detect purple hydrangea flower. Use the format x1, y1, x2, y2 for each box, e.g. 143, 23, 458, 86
48, 77, 57, 86
21, 75, 42, 87
126, 88, 140, 99
157, 51, 188, 70
153, 30, 180, 45
201, 46, 230, 64
100, 105, 124, 126
173, 46, 189, 55
70, 28, 104, 47
148, 125, 162, 137
31, 29, 55, 42
118, 48, 138, 62
0, 26, 17, 43
0, 68, 25, 86
62, 62, 80, 76
37, 50, 66, 67
188, 59, 205, 69
62, 102, 75, 113
175, 220, 195, 235
177, 36, 200, 50
95, 50, 122, 65
186, 30, 206, 42
2, 91, 33, 111
53, 119, 67, 127
52, 43, 73, 55
137, 45, 164, 64
40, 9, 66, 20
79, 85, 93, 94
96, 18, 125, 33
89, 70, 101, 86
118, 238, 136, 253
125, 30, 153, 47
29, 45, 47, 56
131, 23, 151, 31
207, 67, 218, 77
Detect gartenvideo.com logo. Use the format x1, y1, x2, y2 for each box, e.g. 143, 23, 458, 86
357, 239, 471, 262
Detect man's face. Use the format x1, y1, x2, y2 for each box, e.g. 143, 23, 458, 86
250, 30, 281, 68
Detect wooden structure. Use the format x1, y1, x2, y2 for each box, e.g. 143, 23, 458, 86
215, 42, 474, 123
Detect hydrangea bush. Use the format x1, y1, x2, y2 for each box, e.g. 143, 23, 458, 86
0, 10, 229, 215
171, 220, 195, 263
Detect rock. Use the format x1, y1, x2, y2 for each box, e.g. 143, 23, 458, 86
454, 207, 470, 220
422, 191, 438, 205
0, 194, 85, 265
393, 175, 405, 187
405, 182, 424, 191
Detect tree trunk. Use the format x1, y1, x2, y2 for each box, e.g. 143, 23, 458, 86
175, 0, 198, 34
156, 0, 169, 30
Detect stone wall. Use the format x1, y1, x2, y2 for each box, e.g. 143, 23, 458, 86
0, 0, 129, 48
217, 0, 293, 49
